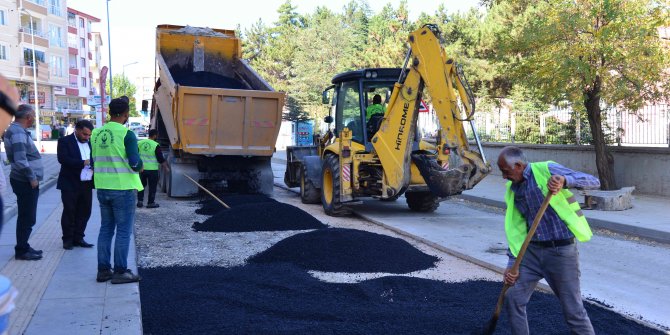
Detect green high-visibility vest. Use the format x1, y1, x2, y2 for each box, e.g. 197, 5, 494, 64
504, 161, 592, 257
366, 104, 385, 120
91, 122, 143, 191
138, 139, 160, 171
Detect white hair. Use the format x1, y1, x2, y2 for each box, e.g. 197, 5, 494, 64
499, 146, 528, 167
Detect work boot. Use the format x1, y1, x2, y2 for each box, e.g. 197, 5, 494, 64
137, 201, 143, 208
96, 269, 114, 282
111, 269, 141, 284
146, 203, 159, 209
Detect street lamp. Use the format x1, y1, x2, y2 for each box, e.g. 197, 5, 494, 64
106, 0, 113, 95
20, 8, 41, 149
123, 61, 138, 74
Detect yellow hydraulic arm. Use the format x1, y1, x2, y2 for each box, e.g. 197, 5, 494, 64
371, 24, 490, 198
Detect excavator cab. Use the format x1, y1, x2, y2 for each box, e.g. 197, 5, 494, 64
327, 68, 400, 148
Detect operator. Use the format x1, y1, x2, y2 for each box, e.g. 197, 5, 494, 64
92, 96, 144, 284
137, 129, 169, 208
498, 146, 599, 335
365, 94, 385, 120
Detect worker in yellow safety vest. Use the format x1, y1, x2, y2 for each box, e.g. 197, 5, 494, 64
137, 129, 168, 208
365, 94, 386, 121
91, 96, 143, 284
497, 146, 600, 335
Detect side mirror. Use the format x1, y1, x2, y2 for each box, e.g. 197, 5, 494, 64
324, 115, 333, 124
141, 100, 149, 112
321, 91, 330, 105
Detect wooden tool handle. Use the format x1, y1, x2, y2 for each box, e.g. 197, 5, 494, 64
183, 174, 231, 209
509, 192, 554, 275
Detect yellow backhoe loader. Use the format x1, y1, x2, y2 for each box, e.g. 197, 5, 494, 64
284, 24, 491, 216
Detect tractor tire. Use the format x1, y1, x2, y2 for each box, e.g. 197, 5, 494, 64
405, 191, 440, 212
321, 154, 351, 216
300, 165, 321, 204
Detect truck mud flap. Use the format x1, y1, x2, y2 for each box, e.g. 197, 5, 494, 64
411, 153, 469, 198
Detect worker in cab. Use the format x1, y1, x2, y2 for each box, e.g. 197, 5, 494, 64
365, 94, 386, 120
137, 129, 169, 208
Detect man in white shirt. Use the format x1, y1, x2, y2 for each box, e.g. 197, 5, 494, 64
56, 120, 95, 250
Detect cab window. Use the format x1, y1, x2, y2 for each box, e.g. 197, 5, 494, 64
336, 81, 364, 143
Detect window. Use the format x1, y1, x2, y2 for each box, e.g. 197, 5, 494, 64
79, 17, 84, 28
48, 24, 63, 48
68, 55, 76, 69
81, 77, 86, 87
23, 48, 46, 65
50, 55, 63, 77
49, 0, 61, 16
80, 57, 85, 68
0, 9, 6, 25
69, 75, 78, 88
336, 81, 364, 143
0, 45, 7, 60
67, 12, 75, 27
80, 37, 85, 48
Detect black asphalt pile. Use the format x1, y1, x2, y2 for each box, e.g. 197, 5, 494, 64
192, 201, 326, 232
169, 68, 247, 89
195, 194, 277, 216
139, 263, 663, 335
249, 228, 439, 274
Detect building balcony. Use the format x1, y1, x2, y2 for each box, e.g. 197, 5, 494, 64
20, 61, 49, 83
88, 52, 92, 60
68, 26, 77, 34
19, 28, 50, 48
65, 88, 79, 96
23, 1, 48, 16
69, 67, 79, 75
68, 47, 78, 55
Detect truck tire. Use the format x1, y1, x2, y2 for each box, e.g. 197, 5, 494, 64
321, 154, 351, 216
300, 165, 321, 204
405, 191, 440, 212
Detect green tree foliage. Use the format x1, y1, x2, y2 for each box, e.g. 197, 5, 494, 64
106, 74, 139, 117
488, 0, 670, 189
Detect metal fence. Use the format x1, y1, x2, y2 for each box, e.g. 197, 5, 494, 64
463, 104, 670, 147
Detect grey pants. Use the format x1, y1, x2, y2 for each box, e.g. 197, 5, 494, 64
504, 243, 595, 335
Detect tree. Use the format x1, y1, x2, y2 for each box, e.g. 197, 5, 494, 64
106, 74, 139, 117
490, 0, 670, 190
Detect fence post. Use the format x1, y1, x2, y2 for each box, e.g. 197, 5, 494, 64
616, 108, 622, 146
575, 110, 581, 145
510, 112, 516, 143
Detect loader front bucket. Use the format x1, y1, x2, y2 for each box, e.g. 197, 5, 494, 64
411, 153, 470, 198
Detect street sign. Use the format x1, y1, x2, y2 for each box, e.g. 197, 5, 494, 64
87, 95, 111, 107
419, 100, 429, 113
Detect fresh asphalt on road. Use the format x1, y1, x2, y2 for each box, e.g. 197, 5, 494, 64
271, 161, 670, 330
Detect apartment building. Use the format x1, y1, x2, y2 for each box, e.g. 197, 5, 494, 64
135, 73, 155, 120
61, 7, 99, 125
0, 0, 68, 126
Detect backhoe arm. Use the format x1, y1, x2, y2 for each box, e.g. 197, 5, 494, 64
371, 25, 490, 198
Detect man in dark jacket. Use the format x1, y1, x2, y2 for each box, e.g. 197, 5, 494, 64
57, 120, 95, 250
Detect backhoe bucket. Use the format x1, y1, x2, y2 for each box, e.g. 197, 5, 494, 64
411, 153, 470, 198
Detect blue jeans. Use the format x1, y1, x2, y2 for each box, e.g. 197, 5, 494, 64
97, 189, 136, 272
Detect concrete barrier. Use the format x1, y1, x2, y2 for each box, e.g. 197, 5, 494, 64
479, 143, 670, 197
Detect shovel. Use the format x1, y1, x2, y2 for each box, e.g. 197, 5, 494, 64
183, 174, 231, 209
478, 192, 554, 335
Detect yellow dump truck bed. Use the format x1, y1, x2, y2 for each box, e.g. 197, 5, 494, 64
153, 24, 284, 157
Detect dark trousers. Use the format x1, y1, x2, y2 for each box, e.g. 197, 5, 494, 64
60, 182, 93, 243
10, 179, 39, 254
137, 170, 159, 204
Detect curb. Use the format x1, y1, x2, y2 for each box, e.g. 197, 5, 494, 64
458, 194, 670, 245
3, 176, 58, 225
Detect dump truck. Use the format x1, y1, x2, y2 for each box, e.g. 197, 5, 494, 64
149, 25, 285, 196
284, 24, 490, 215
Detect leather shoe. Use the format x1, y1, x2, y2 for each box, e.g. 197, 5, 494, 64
63, 241, 73, 250
29, 247, 43, 255
15, 251, 42, 260
74, 240, 94, 248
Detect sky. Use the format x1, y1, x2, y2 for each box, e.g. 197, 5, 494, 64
67, 0, 481, 86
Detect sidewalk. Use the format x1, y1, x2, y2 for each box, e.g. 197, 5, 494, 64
0, 140, 142, 334
460, 175, 670, 245
272, 150, 670, 245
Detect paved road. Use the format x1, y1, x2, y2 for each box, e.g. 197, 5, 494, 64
271, 160, 670, 330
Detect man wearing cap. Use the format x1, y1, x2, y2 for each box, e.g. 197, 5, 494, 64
91, 96, 143, 284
